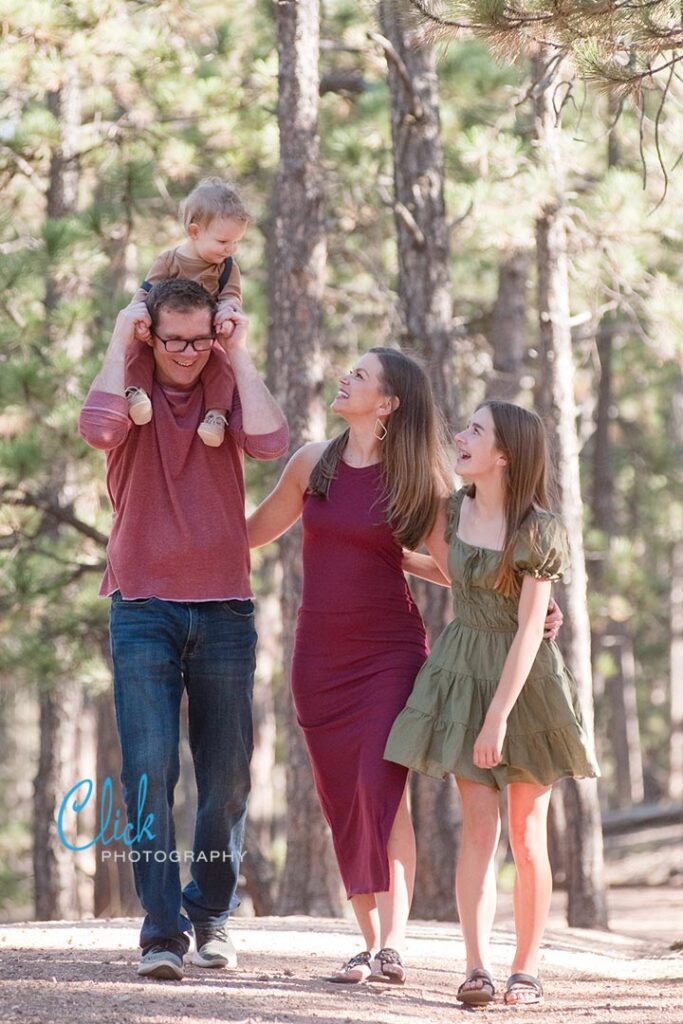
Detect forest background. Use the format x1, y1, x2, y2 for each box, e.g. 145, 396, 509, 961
0, 0, 681, 928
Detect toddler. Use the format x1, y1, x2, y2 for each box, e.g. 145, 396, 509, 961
125, 177, 250, 446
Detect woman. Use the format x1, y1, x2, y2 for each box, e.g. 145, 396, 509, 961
248, 357, 562, 985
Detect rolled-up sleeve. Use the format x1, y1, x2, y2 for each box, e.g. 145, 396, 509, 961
228, 389, 289, 461
79, 390, 131, 450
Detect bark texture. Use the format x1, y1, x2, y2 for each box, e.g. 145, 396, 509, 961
268, 0, 340, 916
378, 0, 458, 920
533, 55, 608, 929
33, 65, 88, 921
486, 251, 529, 402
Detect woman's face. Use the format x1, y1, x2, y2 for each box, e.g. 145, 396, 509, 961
455, 405, 506, 478
331, 353, 390, 420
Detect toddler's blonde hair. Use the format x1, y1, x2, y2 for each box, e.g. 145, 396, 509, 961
180, 177, 251, 230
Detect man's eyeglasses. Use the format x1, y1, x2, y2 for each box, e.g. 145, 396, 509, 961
152, 331, 215, 353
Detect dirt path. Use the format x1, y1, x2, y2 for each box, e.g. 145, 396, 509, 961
1, 888, 681, 1024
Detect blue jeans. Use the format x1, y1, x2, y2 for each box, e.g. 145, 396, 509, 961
109, 593, 256, 949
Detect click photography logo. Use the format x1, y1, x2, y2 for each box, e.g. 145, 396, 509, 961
57, 775, 245, 863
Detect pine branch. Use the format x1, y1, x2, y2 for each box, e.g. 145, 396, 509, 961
0, 144, 45, 192
404, 1, 683, 90
368, 31, 425, 119
1, 488, 109, 549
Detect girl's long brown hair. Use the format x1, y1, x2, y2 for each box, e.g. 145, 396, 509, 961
308, 348, 452, 549
468, 401, 555, 598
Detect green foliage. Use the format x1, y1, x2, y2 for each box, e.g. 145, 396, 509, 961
0, 0, 681, 917
409, 2, 683, 94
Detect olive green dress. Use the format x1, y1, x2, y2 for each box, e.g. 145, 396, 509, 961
384, 488, 599, 790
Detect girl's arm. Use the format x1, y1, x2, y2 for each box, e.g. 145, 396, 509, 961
401, 550, 450, 587
473, 575, 552, 770
247, 442, 326, 548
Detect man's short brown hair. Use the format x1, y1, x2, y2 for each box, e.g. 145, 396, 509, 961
145, 279, 216, 331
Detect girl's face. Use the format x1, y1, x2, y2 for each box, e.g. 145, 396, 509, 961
455, 405, 507, 478
331, 353, 394, 421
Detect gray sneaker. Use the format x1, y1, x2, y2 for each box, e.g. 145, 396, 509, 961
191, 924, 237, 969
137, 938, 186, 980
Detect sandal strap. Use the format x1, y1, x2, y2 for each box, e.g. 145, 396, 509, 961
375, 947, 403, 966
506, 972, 543, 995
342, 950, 372, 970
458, 967, 495, 995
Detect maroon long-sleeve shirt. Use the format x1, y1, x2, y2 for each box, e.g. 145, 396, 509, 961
79, 379, 288, 601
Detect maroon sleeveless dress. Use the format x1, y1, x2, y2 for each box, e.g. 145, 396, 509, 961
291, 460, 428, 897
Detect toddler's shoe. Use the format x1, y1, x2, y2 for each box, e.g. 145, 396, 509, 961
125, 386, 153, 425
197, 411, 228, 447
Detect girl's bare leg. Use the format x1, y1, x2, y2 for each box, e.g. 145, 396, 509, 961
506, 782, 553, 1004
455, 778, 501, 994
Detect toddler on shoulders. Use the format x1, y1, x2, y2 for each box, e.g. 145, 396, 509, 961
125, 177, 250, 447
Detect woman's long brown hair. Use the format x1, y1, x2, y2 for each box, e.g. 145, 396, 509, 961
468, 401, 555, 598
308, 348, 452, 549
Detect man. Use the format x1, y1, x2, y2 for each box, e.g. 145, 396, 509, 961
79, 279, 288, 980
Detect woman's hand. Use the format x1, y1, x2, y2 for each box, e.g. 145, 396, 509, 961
543, 597, 563, 641
473, 713, 507, 770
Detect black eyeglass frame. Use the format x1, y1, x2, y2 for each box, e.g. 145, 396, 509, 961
151, 329, 216, 353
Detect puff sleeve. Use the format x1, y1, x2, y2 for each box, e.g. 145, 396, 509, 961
513, 512, 569, 582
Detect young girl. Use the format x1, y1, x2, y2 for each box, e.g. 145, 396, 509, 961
124, 177, 249, 447
386, 400, 599, 1007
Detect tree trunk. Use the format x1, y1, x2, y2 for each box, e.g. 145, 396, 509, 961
269, 0, 341, 916
533, 54, 608, 929
376, 0, 455, 425
243, 555, 282, 916
591, 317, 616, 536
587, 110, 644, 805
33, 65, 87, 921
377, 0, 458, 920
486, 251, 529, 402
670, 541, 683, 800
670, 373, 683, 800
94, 689, 139, 917
33, 683, 83, 919
605, 633, 644, 807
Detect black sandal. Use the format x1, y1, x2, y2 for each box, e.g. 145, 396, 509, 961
504, 972, 544, 1006
370, 947, 406, 985
457, 966, 496, 1006
328, 950, 372, 984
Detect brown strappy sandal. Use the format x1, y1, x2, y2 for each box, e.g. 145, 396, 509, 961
457, 966, 496, 1006
328, 950, 373, 984
370, 947, 406, 985
504, 972, 544, 1005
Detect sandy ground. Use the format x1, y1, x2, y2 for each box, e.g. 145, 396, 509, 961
0, 888, 681, 1024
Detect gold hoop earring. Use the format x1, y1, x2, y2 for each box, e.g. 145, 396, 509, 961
374, 418, 388, 441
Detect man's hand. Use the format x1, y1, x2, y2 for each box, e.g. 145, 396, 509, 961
216, 308, 249, 355
544, 597, 563, 641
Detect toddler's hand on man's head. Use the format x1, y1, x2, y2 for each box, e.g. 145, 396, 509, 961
215, 306, 236, 340
215, 299, 242, 340
116, 302, 152, 346
216, 309, 248, 354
